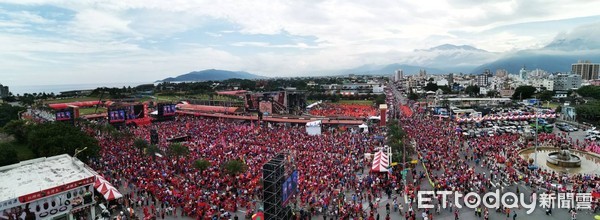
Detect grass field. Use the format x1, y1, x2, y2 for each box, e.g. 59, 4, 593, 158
545, 102, 560, 110
78, 107, 106, 115
44, 96, 98, 104
338, 100, 374, 105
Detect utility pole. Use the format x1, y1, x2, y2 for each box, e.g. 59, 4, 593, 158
534, 101, 539, 168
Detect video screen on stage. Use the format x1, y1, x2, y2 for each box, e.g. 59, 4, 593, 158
282, 170, 299, 205
124, 104, 145, 120
162, 104, 176, 116
108, 110, 125, 123
55, 110, 72, 121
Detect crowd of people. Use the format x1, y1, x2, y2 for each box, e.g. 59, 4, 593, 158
86, 116, 391, 219
398, 104, 600, 218
309, 103, 378, 118
78, 91, 600, 219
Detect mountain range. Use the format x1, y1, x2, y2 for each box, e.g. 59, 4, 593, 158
158, 26, 600, 81
159, 69, 265, 82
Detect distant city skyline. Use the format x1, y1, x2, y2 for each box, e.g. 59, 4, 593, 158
1, 0, 599, 86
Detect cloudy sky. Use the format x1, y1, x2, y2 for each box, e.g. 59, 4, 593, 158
1, 0, 599, 87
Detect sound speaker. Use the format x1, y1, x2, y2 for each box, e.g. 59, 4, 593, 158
150, 129, 159, 145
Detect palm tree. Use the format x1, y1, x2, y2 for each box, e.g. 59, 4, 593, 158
133, 138, 149, 154
223, 159, 247, 176
146, 144, 161, 158
167, 143, 189, 158
194, 159, 211, 173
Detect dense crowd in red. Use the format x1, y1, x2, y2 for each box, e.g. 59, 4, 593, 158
86, 116, 388, 219
309, 103, 378, 118
402, 110, 600, 217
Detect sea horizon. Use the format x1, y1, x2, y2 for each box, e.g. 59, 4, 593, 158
8, 82, 152, 96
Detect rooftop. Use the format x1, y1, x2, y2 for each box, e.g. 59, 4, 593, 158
0, 154, 95, 202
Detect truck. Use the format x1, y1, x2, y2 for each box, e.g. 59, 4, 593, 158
530, 124, 554, 133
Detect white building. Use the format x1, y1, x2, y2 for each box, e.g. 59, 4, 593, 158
519, 67, 528, 81
553, 74, 582, 91
436, 79, 449, 86
0, 154, 111, 220
372, 85, 385, 93
531, 79, 554, 91
394, 69, 404, 81
480, 87, 490, 96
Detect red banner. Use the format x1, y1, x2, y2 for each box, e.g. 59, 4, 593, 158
18, 177, 94, 203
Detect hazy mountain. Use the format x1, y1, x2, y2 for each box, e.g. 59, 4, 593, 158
340, 63, 446, 75
420, 44, 488, 52
160, 69, 265, 82
473, 22, 600, 74
339, 44, 496, 75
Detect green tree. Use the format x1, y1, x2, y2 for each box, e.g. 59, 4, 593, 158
0, 104, 25, 128
407, 92, 419, 101
375, 95, 386, 106
133, 138, 149, 154
2, 120, 30, 143
486, 90, 498, 98
223, 159, 247, 176
146, 144, 161, 158
167, 143, 189, 158
193, 159, 211, 173
464, 85, 480, 97
424, 82, 438, 92
575, 101, 600, 122
576, 85, 600, 99
535, 90, 555, 101
0, 142, 19, 166
555, 105, 562, 114
386, 119, 412, 164
512, 85, 536, 100
26, 122, 99, 162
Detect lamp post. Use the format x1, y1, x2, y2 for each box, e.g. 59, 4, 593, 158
73, 147, 88, 161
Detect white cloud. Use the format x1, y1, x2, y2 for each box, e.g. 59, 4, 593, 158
0, 0, 599, 84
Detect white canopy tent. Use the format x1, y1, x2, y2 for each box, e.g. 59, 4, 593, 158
306, 120, 322, 136
359, 124, 369, 133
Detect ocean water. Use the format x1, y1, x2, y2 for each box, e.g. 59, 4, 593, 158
9, 82, 152, 96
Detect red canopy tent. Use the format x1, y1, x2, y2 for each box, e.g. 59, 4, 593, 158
103, 186, 123, 201
371, 150, 389, 172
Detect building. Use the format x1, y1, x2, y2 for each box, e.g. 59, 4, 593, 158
0, 154, 115, 220
372, 84, 385, 94
394, 69, 403, 81
447, 73, 454, 86
562, 105, 577, 121
418, 69, 427, 78
495, 69, 508, 78
0, 84, 9, 98
572, 60, 599, 80
475, 74, 489, 87
531, 79, 554, 91
499, 89, 515, 98
519, 66, 528, 81
436, 79, 449, 86
553, 74, 582, 91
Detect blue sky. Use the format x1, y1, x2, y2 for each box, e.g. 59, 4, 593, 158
0, 0, 599, 86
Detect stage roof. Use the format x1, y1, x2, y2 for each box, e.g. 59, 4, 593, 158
0, 154, 95, 202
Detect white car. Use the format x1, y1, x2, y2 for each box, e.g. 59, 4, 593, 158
587, 129, 600, 136
585, 135, 599, 141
